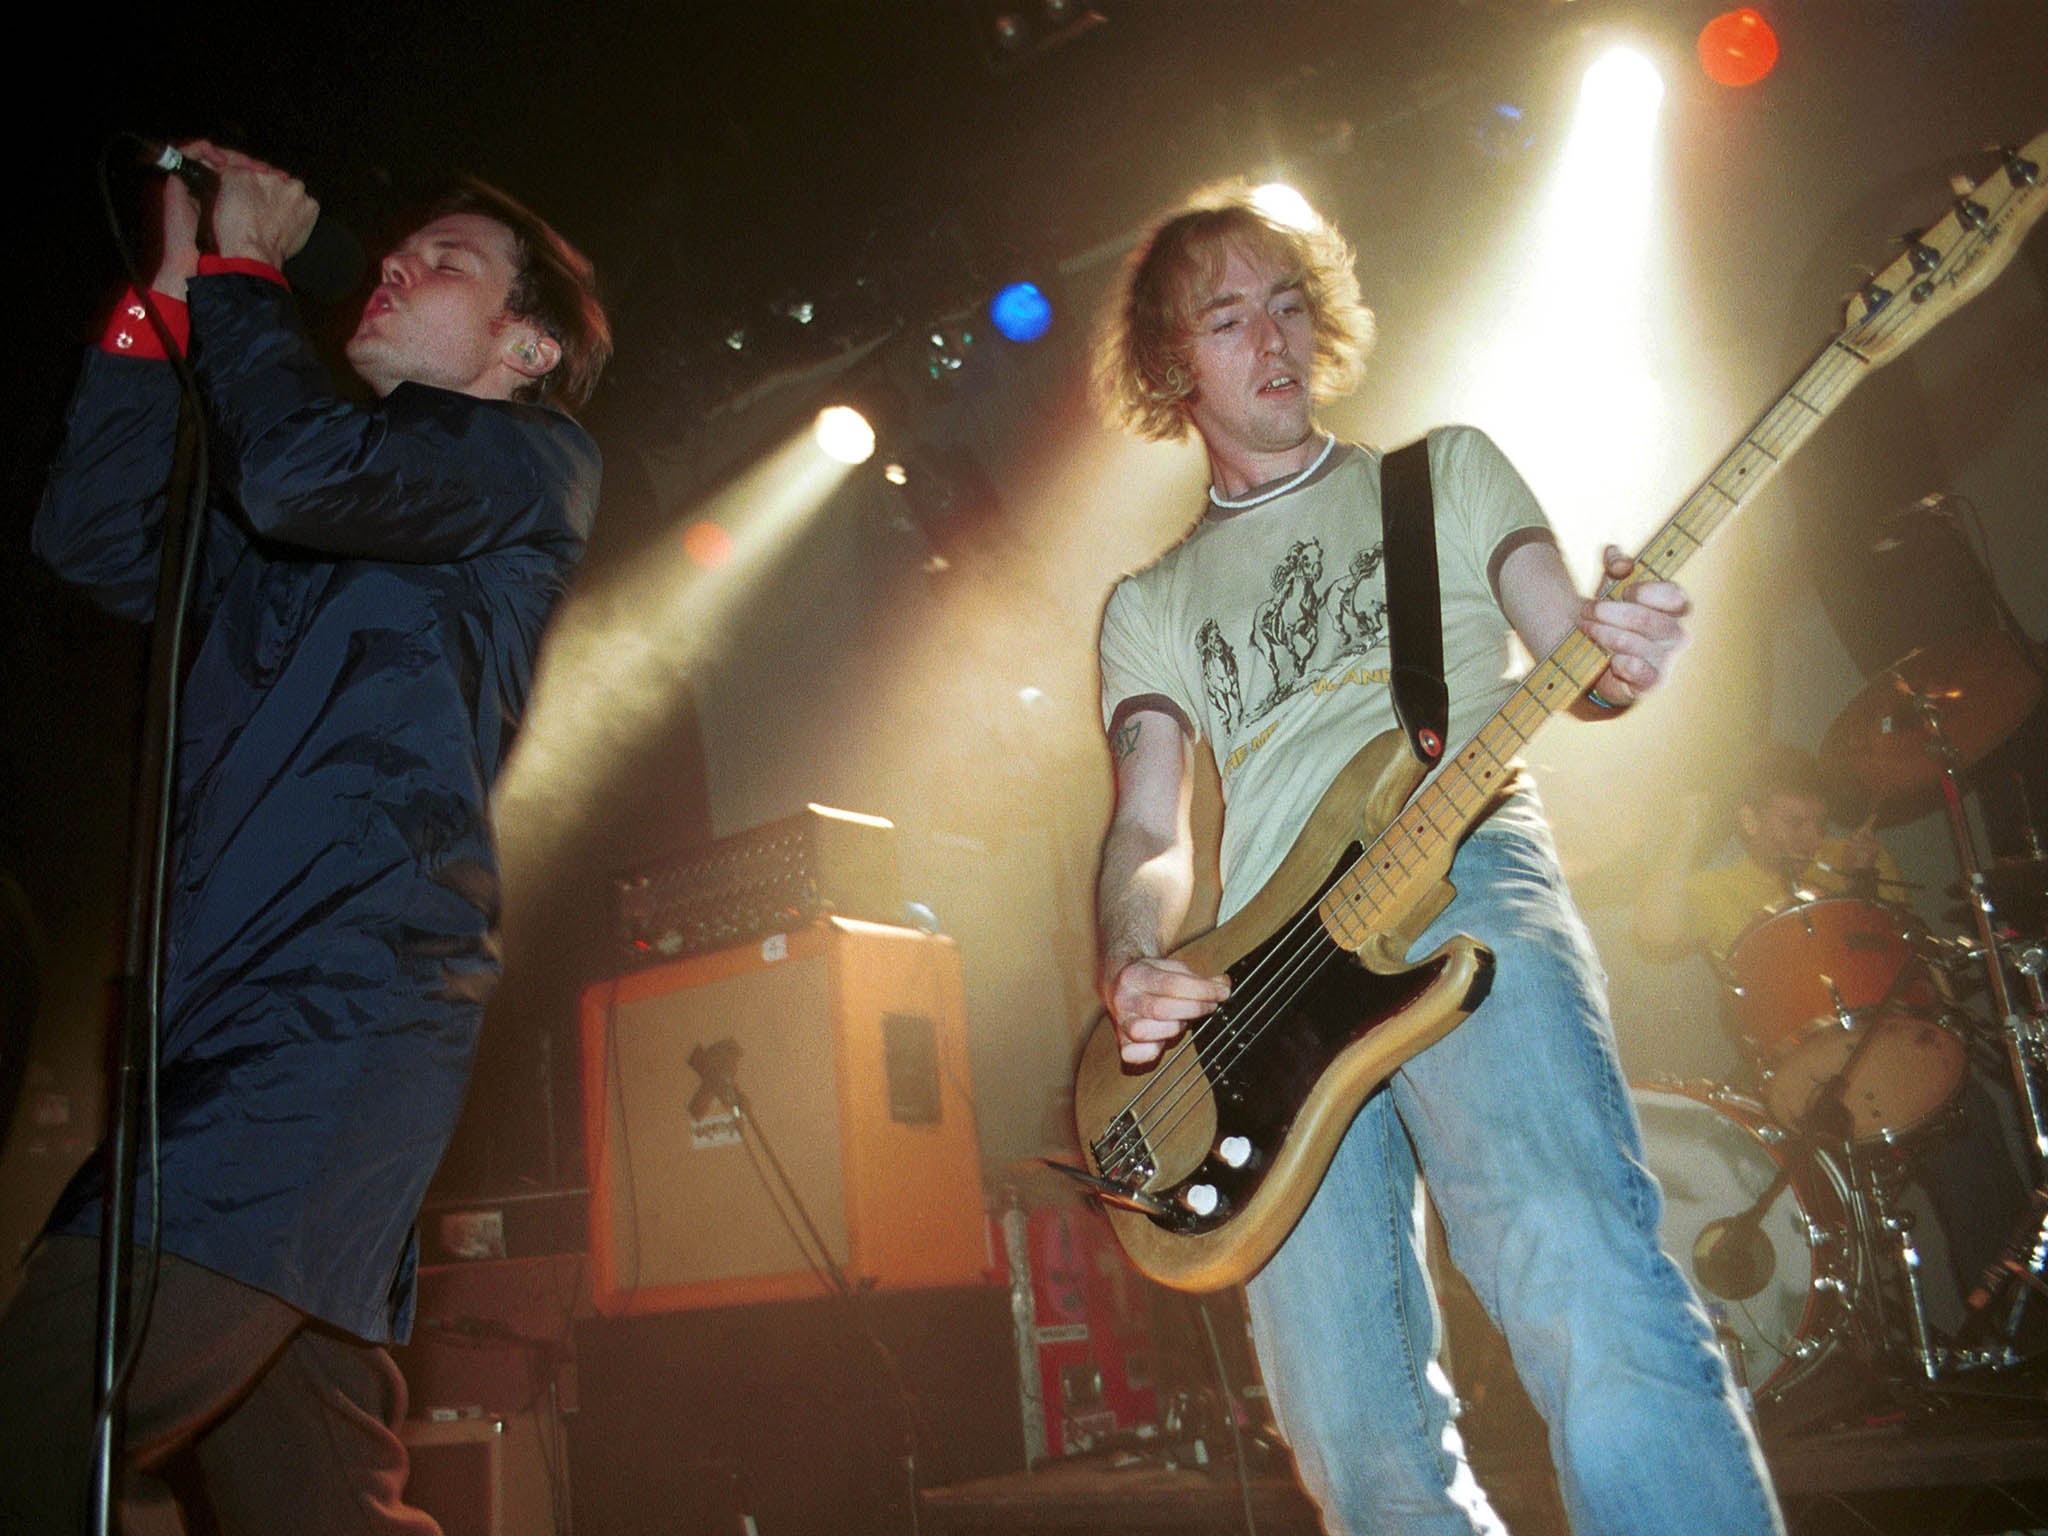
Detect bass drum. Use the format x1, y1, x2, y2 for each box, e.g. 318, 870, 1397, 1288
1631, 1081, 1858, 1403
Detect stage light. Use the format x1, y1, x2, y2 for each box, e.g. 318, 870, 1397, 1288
1698, 8, 1779, 88
814, 405, 877, 465
1580, 47, 1665, 129
1473, 102, 1537, 162
883, 461, 909, 486
926, 325, 973, 380
682, 520, 734, 571
970, 0, 1104, 72
1250, 182, 1319, 232
989, 281, 1053, 343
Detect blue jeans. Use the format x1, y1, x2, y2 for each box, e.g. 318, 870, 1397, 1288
1244, 824, 1784, 1536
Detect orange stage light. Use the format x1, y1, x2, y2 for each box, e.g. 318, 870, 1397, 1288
681, 519, 734, 571
1698, 8, 1779, 88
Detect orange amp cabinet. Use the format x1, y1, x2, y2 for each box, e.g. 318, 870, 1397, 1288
578, 917, 987, 1314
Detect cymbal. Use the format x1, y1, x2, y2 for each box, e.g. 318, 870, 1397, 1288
1821, 629, 2042, 818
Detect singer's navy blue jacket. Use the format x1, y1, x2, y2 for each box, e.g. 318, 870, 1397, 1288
33, 272, 600, 1343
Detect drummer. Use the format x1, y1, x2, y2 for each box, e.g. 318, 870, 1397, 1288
1635, 741, 1907, 961
1638, 740, 2027, 1339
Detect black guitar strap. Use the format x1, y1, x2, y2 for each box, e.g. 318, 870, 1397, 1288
1380, 437, 1449, 766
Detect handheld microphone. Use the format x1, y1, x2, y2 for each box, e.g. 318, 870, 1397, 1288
137, 141, 365, 305
139, 141, 213, 195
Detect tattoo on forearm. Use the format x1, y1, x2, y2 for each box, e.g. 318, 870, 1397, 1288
1112, 720, 1141, 760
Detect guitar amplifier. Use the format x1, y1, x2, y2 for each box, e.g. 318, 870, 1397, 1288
613, 804, 902, 969
580, 919, 987, 1315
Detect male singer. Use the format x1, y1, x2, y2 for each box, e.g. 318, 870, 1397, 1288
0, 143, 608, 1534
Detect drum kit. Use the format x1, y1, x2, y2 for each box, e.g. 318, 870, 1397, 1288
1634, 627, 2048, 1419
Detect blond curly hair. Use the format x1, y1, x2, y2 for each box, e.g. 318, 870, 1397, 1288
1094, 183, 1376, 443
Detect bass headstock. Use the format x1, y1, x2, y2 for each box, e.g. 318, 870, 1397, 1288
1841, 130, 2046, 366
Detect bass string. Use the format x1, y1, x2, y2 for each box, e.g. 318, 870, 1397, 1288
1094, 896, 1332, 1166
1094, 879, 1352, 1173
1099, 932, 1339, 1180
1120, 805, 1467, 1167
1100, 642, 1563, 1168
1104, 721, 1491, 1165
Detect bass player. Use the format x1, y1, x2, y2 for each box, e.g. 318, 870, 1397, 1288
1089, 184, 1784, 1535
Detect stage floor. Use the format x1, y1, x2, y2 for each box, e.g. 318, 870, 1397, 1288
920, 1377, 2048, 1536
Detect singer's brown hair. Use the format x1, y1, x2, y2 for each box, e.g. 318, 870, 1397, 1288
414, 178, 612, 413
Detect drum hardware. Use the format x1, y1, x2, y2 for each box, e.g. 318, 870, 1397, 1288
1954, 1187, 2048, 1364
1946, 926, 2048, 1369
1673, 980, 1986, 1397
1840, 1142, 1945, 1384
1946, 854, 2048, 917
1693, 1155, 1794, 1302
2014, 938, 2048, 984
1822, 632, 2045, 1131
1768, 1008, 1949, 1381
1818, 629, 2042, 825
1822, 627, 2048, 1377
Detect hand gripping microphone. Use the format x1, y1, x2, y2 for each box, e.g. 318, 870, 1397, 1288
139, 141, 365, 305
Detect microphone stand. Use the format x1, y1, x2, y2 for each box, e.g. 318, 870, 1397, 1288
88, 376, 205, 1536
84, 137, 214, 1536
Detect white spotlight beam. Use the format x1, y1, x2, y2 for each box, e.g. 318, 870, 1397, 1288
1464, 45, 1670, 567
495, 432, 856, 879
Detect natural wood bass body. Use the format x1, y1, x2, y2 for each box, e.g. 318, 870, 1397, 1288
1072, 730, 1496, 1292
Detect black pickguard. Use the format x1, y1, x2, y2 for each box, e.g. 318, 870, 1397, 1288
1093, 843, 1493, 1235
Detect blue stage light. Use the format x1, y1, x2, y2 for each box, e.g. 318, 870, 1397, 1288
989, 281, 1053, 343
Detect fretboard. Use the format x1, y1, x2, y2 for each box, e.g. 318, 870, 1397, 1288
1312, 131, 2048, 947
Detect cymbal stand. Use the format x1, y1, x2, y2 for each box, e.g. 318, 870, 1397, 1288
1955, 941, 2048, 1362
1907, 684, 2048, 1364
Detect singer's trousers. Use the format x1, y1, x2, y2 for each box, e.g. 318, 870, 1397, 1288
0, 1235, 440, 1536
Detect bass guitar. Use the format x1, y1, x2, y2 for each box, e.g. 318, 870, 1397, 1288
1066, 131, 2048, 1292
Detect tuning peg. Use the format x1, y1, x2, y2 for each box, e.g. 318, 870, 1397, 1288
2002, 145, 2040, 187
1955, 195, 1990, 232
1902, 235, 1941, 275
